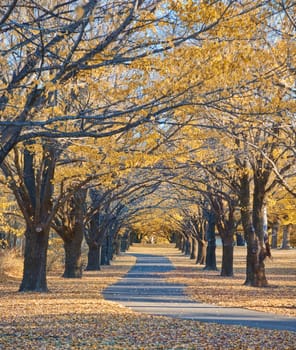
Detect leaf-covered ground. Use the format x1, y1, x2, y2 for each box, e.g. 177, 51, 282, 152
0, 246, 296, 349
166, 245, 296, 317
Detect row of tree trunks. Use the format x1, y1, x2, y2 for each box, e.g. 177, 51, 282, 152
175, 211, 217, 270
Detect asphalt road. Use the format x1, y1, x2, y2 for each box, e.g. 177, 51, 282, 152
103, 251, 296, 332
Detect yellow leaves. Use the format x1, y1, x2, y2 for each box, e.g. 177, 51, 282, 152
123, 152, 158, 169
268, 189, 296, 225
75, 6, 84, 20
44, 80, 57, 91
24, 141, 43, 155
138, 10, 156, 23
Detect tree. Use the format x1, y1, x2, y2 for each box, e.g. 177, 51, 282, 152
0, 0, 235, 163
1, 140, 61, 291
53, 189, 87, 278
0, 137, 104, 290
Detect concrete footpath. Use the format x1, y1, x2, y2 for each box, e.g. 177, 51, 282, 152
103, 250, 296, 332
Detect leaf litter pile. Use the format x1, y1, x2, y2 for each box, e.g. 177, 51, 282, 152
0, 246, 296, 349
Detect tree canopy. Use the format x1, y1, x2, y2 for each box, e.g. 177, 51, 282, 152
0, 0, 295, 291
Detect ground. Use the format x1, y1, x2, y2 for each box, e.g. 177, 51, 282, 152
0, 245, 295, 349
167, 245, 296, 317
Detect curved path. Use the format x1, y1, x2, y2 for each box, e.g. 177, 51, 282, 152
103, 250, 296, 332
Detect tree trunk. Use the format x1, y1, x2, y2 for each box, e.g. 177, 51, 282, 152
204, 239, 217, 270
101, 240, 110, 265
239, 171, 253, 285
181, 236, 186, 253
204, 212, 217, 271
19, 227, 49, 292
175, 233, 182, 250
271, 220, 279, 249
281, 224, 291, 249
250, 176, 268, 287
239, 169, 268, 287
61, 190, 86, 278
236, 233, 245, 246
85, 244, 102, 270
190, 237, 197, 260
196, 240, 207, 265
115, 238, 121, 256
62, 234, 83, 278
185, 237, 191, 256
221, 241, 234, 276
121, 238, 128, 252
245, 237, 268, 287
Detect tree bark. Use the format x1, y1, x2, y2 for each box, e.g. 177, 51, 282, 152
62, 234, 83, 278
190, 237, 197, 260
281, 224, 291, 249
239, 171, 253, 285
204, 239, 217, 270
53, 189, 86, 278
204, 211, 217, 271
245, 237, 268, 287
115, 238, 121, 256
213, 197, 236, 277
249, 175, 269, 287
181, 236, 186, 253
239, 168, 269, 287
185, 237, 191, 256
19, 227, 49, 292
221, 241, 234, 276
271, 220, 279, 249
101, 238, 110, 265
175, 233, 182, 250
196, 240, 207, 265
85, 243, 102, 270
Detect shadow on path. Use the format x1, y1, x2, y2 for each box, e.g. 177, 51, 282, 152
103, 252, 296, 332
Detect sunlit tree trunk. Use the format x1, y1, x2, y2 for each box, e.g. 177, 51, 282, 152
250, 175, 269, 287
239, 169, 253, 285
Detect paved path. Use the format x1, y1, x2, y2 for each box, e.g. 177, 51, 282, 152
103, 251, 296, 332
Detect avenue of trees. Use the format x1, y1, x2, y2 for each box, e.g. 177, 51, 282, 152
0, 0, 295, 292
